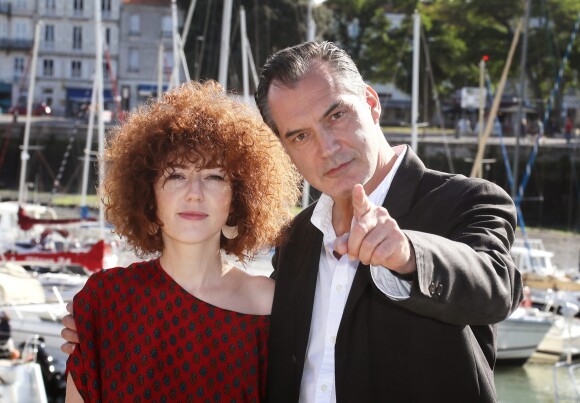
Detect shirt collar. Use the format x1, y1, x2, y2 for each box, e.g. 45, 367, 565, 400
311, 145, 408, 250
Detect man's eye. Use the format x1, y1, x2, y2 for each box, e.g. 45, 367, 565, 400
294, 133, 307, 142
331, 111, 344, 120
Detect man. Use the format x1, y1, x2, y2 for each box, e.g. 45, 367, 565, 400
255, 41, 521, 402
62, 41, 522, 402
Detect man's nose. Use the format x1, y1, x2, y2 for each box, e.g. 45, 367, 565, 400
318, 129, 339, 157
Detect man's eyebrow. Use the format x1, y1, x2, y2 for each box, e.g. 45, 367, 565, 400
283, 101, 344, 140
322, 101, 342, 120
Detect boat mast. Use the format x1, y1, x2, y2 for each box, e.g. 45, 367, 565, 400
240, 6, 250, 104
513, 0, 531, 198
411, 10, 420, 153
471, 20, 523, 178
17, 21, 42, 205
218, 0, 233, 90
169, 0, 180, 89
79, 77, 98, 219
95, 0, 106, 238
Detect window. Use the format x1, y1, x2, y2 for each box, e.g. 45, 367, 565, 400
43, 59, 54, 76
161, 16, 172, 38
42, 88, 53, 107
14, 0, 26, 11
44, 25, 55, 49
105, 27, 111, 45
101, 0, 111, 17
71, 61, 82, 78
45, 0, 56, 15
128, 48, 139, 72
14, 57, 25, 78
73, 0, 83, 16
72, 26, 82, 50
14, 22, 27, 39
129, 15, 140, 35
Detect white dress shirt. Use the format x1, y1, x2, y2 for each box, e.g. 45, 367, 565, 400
299, 145, 411, 403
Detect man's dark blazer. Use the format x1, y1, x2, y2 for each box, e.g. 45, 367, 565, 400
266, 147, 523, 403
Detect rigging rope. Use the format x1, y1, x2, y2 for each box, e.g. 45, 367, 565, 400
49, 127, 77, 201
420, 26, 454, 173
483, 73, 532, 250
515, 12, 580, 210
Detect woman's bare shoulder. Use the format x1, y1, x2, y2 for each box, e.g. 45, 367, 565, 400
229, 267, 274, 315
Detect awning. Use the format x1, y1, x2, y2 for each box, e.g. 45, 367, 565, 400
137, 84, 168, 97
0, 82, 12, 92
66, 87, 113, 102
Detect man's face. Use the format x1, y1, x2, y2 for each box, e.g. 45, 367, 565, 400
267, 64, 384, 201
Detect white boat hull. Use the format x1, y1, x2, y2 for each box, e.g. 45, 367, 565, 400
496, 307, 553, 365
0, 360, 47, 403
5, 303, 68, 365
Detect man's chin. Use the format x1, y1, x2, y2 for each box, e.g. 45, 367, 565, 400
319, 184, 354, 201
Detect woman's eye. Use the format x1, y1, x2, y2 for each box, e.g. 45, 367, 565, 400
207, 174, 225, 181
167, 173, 185, 180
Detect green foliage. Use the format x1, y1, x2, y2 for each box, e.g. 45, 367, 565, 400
322, 0, 580, 113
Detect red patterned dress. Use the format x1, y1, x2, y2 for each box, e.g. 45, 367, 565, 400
67, 259, 269, 402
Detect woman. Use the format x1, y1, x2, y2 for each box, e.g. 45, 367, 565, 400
65, 81, 300, 402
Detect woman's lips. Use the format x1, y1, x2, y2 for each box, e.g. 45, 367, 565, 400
178, 211, 208, 220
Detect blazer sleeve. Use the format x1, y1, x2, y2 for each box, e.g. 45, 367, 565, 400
395, 177, 523, 326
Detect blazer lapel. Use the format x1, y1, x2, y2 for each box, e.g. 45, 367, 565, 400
341, 146, 426, 322
292, 220, 323, 378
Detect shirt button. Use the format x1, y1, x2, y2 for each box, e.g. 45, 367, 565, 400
336, 285, 343, 292
330, 336, 336, 343
321, 385, 328, 392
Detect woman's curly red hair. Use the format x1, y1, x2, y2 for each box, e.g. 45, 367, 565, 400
102, 80, 300, 261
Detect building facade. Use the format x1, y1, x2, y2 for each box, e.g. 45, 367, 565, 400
0, 0, 35, 112
118, 0, 176, 111
36, 0, 121, 117
1, 0, 185, 117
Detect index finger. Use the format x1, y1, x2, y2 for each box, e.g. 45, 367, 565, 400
352, 184, 371, 221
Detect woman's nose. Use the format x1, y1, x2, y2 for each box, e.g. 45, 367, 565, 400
185, 177, 203, 200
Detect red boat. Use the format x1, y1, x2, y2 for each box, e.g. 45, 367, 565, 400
2, 240, 106, 272
17, 206, 96, 231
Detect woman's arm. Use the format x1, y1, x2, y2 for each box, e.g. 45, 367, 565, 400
65, 373, 83, 403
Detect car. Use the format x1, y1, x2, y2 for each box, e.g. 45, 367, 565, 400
7, 102, 52, 116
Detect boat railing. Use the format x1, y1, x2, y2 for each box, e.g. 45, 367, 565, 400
18, 334, 41, 364
554, 360, 580, 402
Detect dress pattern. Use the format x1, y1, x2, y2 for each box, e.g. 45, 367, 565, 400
67, 259, 269, 402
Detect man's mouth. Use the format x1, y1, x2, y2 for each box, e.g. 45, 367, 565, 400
325, 160, 352, 177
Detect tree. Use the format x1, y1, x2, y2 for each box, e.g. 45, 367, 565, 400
321, 0, 580, 126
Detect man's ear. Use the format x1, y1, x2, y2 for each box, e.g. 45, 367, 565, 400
364, 85, 381, 124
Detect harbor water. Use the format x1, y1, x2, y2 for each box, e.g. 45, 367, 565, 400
496, 362, 578, 402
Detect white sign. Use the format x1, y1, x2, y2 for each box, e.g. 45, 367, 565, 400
461, 87, 487, 109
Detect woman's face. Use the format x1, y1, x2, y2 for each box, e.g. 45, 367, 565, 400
153, 162, 233, 249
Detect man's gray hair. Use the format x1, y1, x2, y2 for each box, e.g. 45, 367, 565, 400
255, 41, 366, 136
